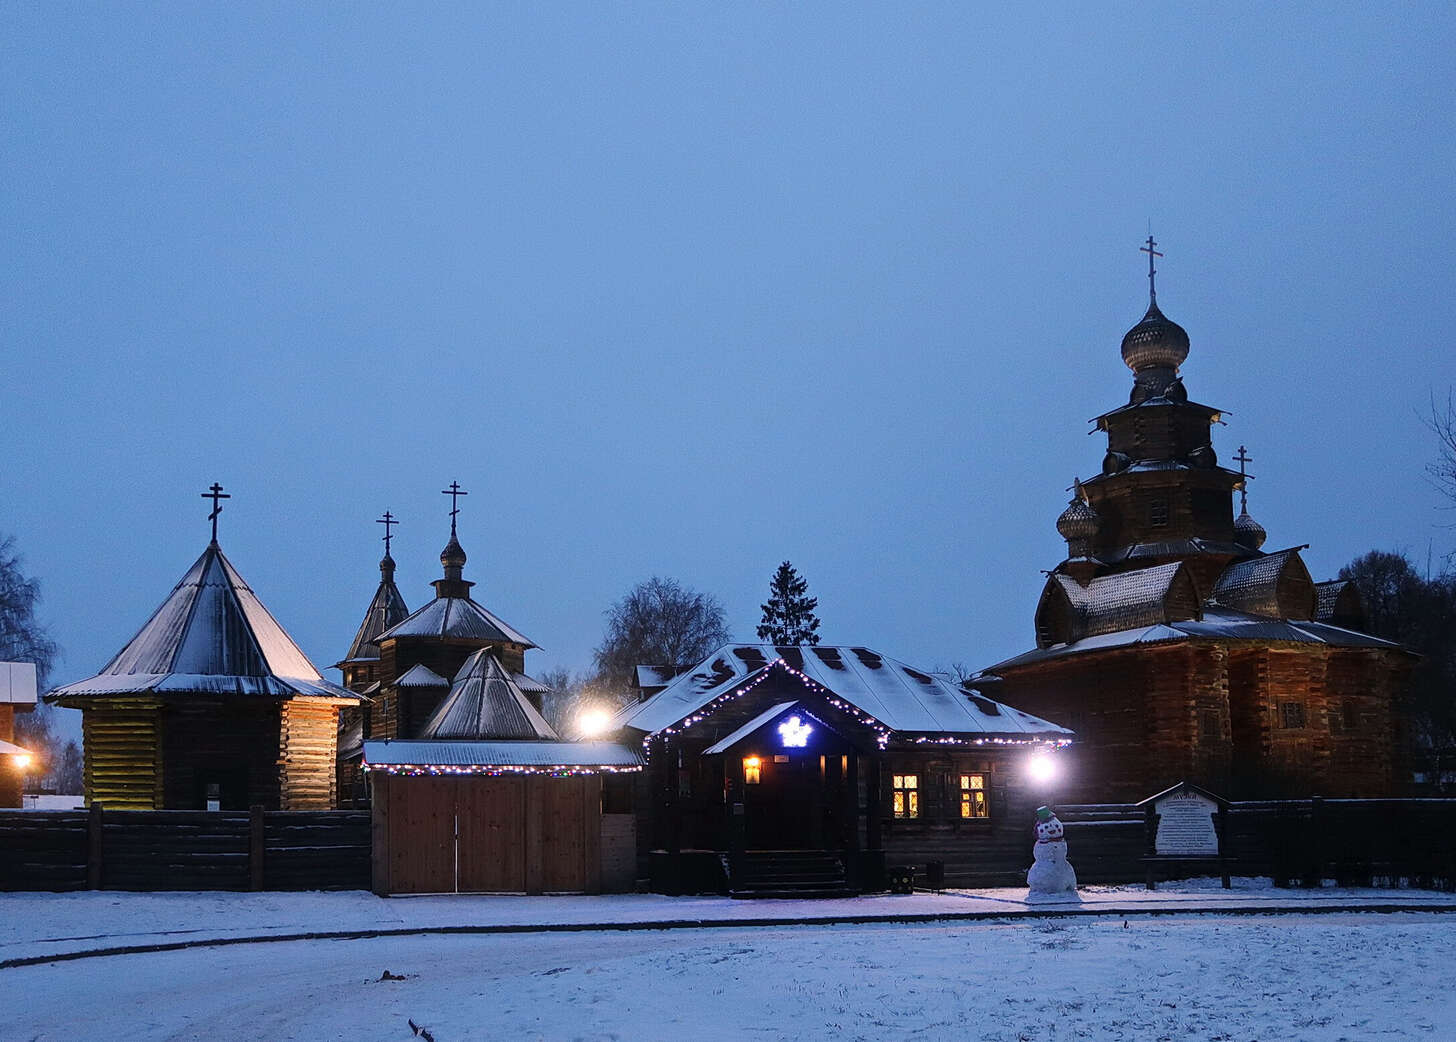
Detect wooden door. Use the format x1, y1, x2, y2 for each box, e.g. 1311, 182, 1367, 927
385, 775, 457, 894
457, 776, 527, 893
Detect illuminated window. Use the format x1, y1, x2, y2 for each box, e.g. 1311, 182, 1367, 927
892, 774, 919, 819
959, 774, 988, 819
1279, 702, 1306, 729
743, 756, 762, 785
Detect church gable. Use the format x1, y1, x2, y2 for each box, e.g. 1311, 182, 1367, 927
1210, 547, 1316, 620
1034, 562, 1201, 647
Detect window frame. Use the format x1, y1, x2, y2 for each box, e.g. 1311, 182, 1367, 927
959, 773, 989, 819
891, 773, 919, 819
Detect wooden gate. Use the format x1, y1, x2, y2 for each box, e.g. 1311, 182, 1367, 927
372, 773, 602, 894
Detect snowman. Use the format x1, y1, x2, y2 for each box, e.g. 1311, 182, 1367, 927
1026, 805, 1079, 901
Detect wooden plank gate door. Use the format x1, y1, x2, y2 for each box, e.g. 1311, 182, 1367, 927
373, 774, 601, 895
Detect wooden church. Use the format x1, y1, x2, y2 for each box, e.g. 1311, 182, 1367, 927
338, 486, 643, 894
983, 242, 1414, 801
48, 487, 360, 810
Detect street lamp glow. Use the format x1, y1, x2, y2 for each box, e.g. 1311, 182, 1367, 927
576, 706, 613, 738
11, 754, 31, 772
1027, 751, 1058, 785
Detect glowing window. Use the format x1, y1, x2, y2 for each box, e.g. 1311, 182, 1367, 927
960, 774, 988, 819
892, 774, 919, 819
743, 756, 762, 785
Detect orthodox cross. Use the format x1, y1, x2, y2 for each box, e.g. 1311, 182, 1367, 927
376, 511, 397, 556
1233, 445, 1254, 511
1140, 234, 1163, 304
201, 482, 230, 544
441, 481, 468, 536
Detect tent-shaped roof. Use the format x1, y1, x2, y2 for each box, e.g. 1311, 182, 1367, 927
617, 644, 1073, 740
396, 663, 449, 688
378, 596, 536, 648
336, 560, 409, 666
49, 542, 356, 701
418, 649, 557, 740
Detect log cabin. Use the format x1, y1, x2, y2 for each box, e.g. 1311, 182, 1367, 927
49, 490, 360, 810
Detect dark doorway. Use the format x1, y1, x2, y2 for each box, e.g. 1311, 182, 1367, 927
194, 767, 249, 811
744, 750, 822, 849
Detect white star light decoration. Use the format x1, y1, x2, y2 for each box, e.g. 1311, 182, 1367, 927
778, 714, 812, 748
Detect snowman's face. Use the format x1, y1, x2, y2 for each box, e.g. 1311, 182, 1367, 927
1036, 818, 1065, 842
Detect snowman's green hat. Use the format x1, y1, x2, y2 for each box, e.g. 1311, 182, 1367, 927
1035, 806, 1054, 822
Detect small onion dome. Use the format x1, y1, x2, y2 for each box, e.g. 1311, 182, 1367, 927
1234, 509, 1267, 551
1056, 496, 1101, 542
1121, 300, 1190, 372
441, 534, 467, 571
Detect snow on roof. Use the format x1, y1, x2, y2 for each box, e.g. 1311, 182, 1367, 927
0, 738, 31, 756
395, 663, 449, 688
418, 649, 556, 740
988, 607, 1406, 671
49, 542, 356, 702
634, 664, 684, 690
617, 644, 1074, 739
513, 671, 549, 694
363, 739, 642, 769
378, 595, 536, 648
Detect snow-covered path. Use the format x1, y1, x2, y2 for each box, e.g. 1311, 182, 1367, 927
6, 913, 1453, 1041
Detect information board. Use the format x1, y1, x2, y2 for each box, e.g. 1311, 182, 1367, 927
1153, 790, 1220, 856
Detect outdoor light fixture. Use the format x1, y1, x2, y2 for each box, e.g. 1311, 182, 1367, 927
575, 705, 613, 739
1027, 751, 1058, 785
743, 755, 762, 784
12, 754, 31, 772
777, 715, 812, 748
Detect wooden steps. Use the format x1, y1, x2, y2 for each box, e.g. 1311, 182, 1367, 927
727, 850, 855, 899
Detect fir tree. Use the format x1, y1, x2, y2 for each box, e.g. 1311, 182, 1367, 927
757, 561, 822, 645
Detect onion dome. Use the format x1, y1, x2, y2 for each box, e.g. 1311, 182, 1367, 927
1233, 509, 1267, 551
1056, 496, 1100, 543
1120, 301, 1190, 372
441, 534, 467, 577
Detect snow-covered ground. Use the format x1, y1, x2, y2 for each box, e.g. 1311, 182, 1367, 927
5, 911, 1452, 1041
4, 877, 1456, 966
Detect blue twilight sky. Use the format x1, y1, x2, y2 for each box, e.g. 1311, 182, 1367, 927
5, 5, 1455, 740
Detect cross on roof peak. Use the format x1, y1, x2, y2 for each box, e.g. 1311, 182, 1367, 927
200, 482, 230, 545
441, 481, 468, 537
1140, 234, 1164, 306
1234, 445, 1255, 511
376, 511, 398, 557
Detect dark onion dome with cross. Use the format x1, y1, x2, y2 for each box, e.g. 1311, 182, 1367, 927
1056, 481, 1101, 547
1231, 446, 1268, 551
1120, 236, 1191, 374
375, 482, 537, 651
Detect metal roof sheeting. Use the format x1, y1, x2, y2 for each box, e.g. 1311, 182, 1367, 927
338, 570, 409, 665
618, 644, 1073, 739
49, 543, 356, 702
988, 607, 1406, 671
419, 649, 557, 740
363, 739, 643, 768
378, 596, 536, 648
1210, 547, 1314, 618
396, 664, 449, 688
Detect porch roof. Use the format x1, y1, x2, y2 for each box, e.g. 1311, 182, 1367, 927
363, 739, 643, 769
703, 702, 800, 755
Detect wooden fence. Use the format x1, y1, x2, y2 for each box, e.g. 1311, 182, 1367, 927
892, 798, 1456, 890
0, 807, 370, 892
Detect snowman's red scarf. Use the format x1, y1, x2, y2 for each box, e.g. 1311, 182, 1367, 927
1035, 835, 1066, 845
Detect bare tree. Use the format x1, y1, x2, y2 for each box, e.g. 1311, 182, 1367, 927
1, 535, 61, 791
592, 577, 731, 700
54, 740, 84, 795
1430, 389, 1456, 512
0, 536, 58, 685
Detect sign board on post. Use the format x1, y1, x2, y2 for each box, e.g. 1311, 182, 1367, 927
1153, 790, 1220, 856
1136, 781, 1232, 890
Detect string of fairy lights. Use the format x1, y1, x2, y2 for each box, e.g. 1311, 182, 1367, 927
641, 657, 1069, 752
363, 762, 643, 777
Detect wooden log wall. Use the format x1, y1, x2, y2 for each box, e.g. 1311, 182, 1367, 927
81, 701, 164, 809
280, 700, 341, 810
0, 809, 370, 892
